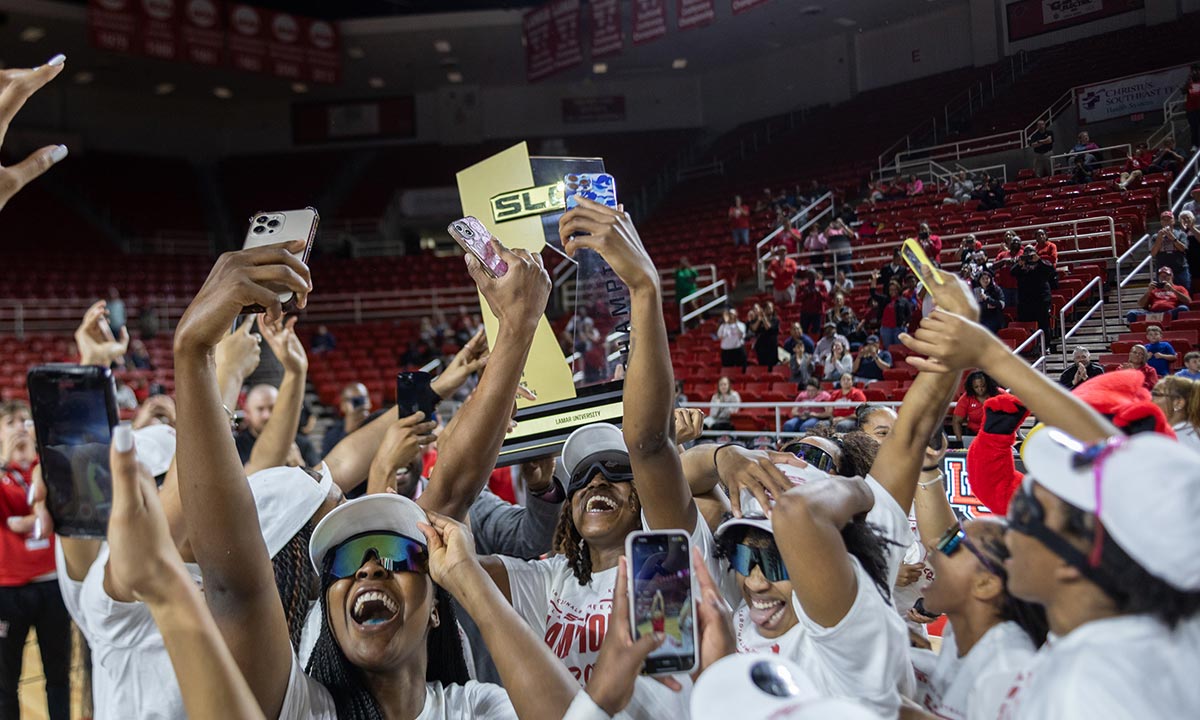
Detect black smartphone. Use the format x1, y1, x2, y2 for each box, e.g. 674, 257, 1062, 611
27, 364, 120, 538
396, 372, 438, 419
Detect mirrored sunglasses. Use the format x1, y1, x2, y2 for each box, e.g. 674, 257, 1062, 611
730, 543, 790, 582
328, 531, 428, 580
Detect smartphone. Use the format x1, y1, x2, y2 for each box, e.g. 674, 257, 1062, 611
27, 365, 120, 538
563, 173, 617, 210
448, 216, 508, 279
900, 238, 943, 286
396, 372, 438, 419
241, 207, 320, 313
625, 530, 697, 675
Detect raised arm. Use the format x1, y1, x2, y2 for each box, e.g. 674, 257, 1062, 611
560, 197, 696, 530
418, 240, 550, 521
245, 314, 307, 474
173, 243, 312, 718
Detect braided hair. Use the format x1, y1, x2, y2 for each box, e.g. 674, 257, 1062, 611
552, 484, 641, 586
305, 557, 470, 720
271, 522, 318, 651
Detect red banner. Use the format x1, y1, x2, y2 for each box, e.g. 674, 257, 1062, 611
551, 0, 583, 72
139, 0, 179, 60
590, 0, 623, 57
227, 3, 267, 73
677, 0, 714, 30
266, 11, 305, 79
88, 0, 138, 55
731, 0, 770, 14
180, 0, 224, 66
1005, 0, 1143, 42
631, 0, 667, 45
523, 5, 555, 82
304, 19, 340, 84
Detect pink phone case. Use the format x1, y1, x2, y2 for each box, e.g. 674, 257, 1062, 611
449, 216, 508, 278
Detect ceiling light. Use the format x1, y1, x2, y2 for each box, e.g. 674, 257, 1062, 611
347, 46, 365, 59
20, 27, 45, 42
155, 82, 175, 95
291, 82, 308, 93
434, 40, 452, 53
213, 86, 233, 99
368, 76, 385, 89
593, 62, 608, 74
672, 58, 687, 70
834, 17, 857, 27
73, 71, 94, 84
800, 4, 824, 15
447, 71, 463, 84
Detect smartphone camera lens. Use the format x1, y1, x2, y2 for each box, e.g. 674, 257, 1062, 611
267, 219, 280, 228
253, 225, 266, 234
256, 216, 268, 224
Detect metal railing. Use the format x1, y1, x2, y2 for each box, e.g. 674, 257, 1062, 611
557, 263, 716, 309
1059, 276, 1107, 365
1014, 329, 1049, 372
680, 280, 729, 333
755, 192, 835, 289
1147, 86, 1185, 148
1049, 143, 1131, 177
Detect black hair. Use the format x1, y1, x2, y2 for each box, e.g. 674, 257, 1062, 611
977, 530, 1050, 647
800, 427, 878, 478
965, 371, 1001, 399
305, 557, 470, 719
1060, 506, 1200, 628
552, 484, 642, 586
272, 522, 319, 651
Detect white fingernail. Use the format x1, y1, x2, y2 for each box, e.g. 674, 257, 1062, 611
113, 423, 133, 452
49, 145, 68, 164
33, 517, 43, 541
26, 484, 36, 506
46, 54, 66, 67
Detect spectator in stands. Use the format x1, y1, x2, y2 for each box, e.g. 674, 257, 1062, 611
1070, 154, 1092, 185
1028, 119, 1054, 177
718, 308, 748, 368
877, 248, 909, 291
127, 338, 153, 370
1180, 210, 1200, 294
829, 374, 867, 432
776, 216, 799, 255
1150, 136, 1185, 175
905, 174, 924, 196
1034, 228, 1058, 267
787, 334, 815, 386
782, 377, 831, 433
821, 340, 853, 382
958, 235, 982, 265
1011, 244, 1057, 337
138, 298, 161, 339
977, 176, 1006, 210
1153, 210, 1191, 289
1071, 130, 1100, 172
1143, 325, 1178, 378
782, 320, 814, 356
825, 218, 855, 272
1121, 344, 1159, 390
823, 292, 849, 326
975, 269, 1007, 334
310, 324, 336, 354
323, 381, 373, 452
729, 194, 751, 246
106, 286, 126, 335
952, 371, 1001, 448
1152, 376, 1200, 450
814, 320, 849, 359
796, 270, 827, 335
704, 375, 741, 431
675, 256, 699, 309
749, 301, 780, 368
1059, 347, 1106, 389
916, 222, 942, 264
852, 334, 893, 383
1127, 266, 1192, 324
993, 234, 1022, 307
872, 279, 912, 349
1117, 141, 1154, 191
834, 269, 854, 292
944, 170, 976, 204
836, 306, 861, 348
868, 180, 886, 206
1184, 185, 1200, 218
1185, 63, 1200, 151
1178, 350, 1200, 381
767, 246, 797, 304
802, 224, 827, 270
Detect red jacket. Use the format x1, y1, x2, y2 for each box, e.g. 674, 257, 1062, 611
0, 461, 56, 586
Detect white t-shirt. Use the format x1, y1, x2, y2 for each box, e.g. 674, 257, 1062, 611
910, 622, 1035, 720
279, 652, 515, 720
718, 322, 747, 350
499, 515, 717, 720
893, 504, 933, 636
732, 555, 914, 717
1172, 422, 1200, 452
55, 542, 200, 720
994, 614, 1200, 719
864, 473, 916, 590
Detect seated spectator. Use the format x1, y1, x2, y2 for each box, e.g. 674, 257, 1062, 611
322, 381, 373, 452
952, 371, 1002, 447
975, 269, 1006, 333
835, 306, 859, 346
823, 292, 850, 326
1028, 118, 1054, 176
782, 320, 814, 357
1121, 344, 1160, 390
1034, 229, 1058, 267
1152, 211, 1191, 289
717, 308, 748, 368
944, 170, 976, 204
1144, 325, 1178, 377
729, 194, 751, 246
1151, 376, 1200, 451
828, 373, 866, 432
1071, 130, 1100, 171
993, 235, 1022, 308
958, 235, 982, 265
824, 218, 855, 272
833, 269, 853, 293
905, 174, 925, 196
796, 272, 828, 335
821, 340, 853, 382
782, 377, 831, 433
978, 177, 1006, 210
1118, 141, 1155, 191
310, 324, 336, 354
814, 321, 849, 359
787, 338, 816, 386
1178, 350, 1200, 380
916, 222, 942, 264
852, 334, 893, 383
704, 375, 741, 430
1150, 136, 1185, 175
1059, 347, 1106, 389
128, 338, 153, 370
1126, 267, 1192, 324
1070, 154, 1093, 185
877, 248, 910, 291
868, 180, 886, 205
812, 268, 833, 294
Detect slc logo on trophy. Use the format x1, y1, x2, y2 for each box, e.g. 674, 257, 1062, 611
457, 142, 629, 465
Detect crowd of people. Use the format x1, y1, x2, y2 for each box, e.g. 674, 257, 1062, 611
3, 52, 1200, 720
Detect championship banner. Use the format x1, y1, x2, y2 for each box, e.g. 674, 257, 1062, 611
1076, 65, 1189, 124
551, 0, 584, 73
304, 19, 341, 84
631, 0, 667, 45
140, 0, 179, 60
87, 0, 138, 55
266, 12, 305, 79
731, 0, 770, 15
590, 0, 624, 57
677, 0, 715, 30
523, 5, 556, 82
456, 143, 629, 465
228, 3, 268, 73
181, 0, 225, 66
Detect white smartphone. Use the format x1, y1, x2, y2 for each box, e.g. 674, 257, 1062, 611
241, 207, 319, 311
625, 530, 697, 675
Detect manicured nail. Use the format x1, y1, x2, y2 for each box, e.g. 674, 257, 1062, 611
33, 517, 44, 541
49, 145, 68, 164
113, 423, 133, 452
26, 483, 36, 506
46, 54, 66, 67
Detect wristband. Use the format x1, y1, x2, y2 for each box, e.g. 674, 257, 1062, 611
918, 474, 945, 488
713, 442, 738, 476
921, 464, 941, 472
531, 477, 565, 504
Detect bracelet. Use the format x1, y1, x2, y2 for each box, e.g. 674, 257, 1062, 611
531, 478, 565, 504
918, 474, 945, 488
921, 464, 941, 472
713, 442, 738, 476
221, 404, 237, 430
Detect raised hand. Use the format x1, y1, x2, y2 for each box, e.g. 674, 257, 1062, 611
174, 241, 311, 356
518, 455, 556, 495
5, 465, 52, 539
464, 236, 551, 332
75, 300, 130, 367
132, 395, 177, 430
586, 557, 666, 713
0, 55, 68, 212
417, 510, 481, 595
214, 318, 262, 388
920, 268, 980, 322
901, 310, 1000, 374
367, 412, 437, 494
673, 407, 705, 445
258, 313, 307, 375
715, 446, 805, 517
558, 198, 658, 293
431, 326, 489, 399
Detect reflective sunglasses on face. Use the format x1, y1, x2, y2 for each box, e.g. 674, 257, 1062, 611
567, 451, 634, 498
934, 524, 1004, 576
780, 442, 838, 473
730, 543, 790, 582
327, 531, 429, 580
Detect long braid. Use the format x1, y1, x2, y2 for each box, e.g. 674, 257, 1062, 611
271, 521, 318, 651
552, 485, 640, 586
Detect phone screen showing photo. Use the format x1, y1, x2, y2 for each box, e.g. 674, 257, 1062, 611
629, 532, 695, 674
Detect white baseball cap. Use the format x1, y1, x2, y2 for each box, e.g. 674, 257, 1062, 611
1021, 426, 1200, 592
247, 462, 335, 559
132, 424, 175, 477
691, 654, 876, 720
715, 462, 830, 540
308, 493, 428, 574
561, 422, 628, 478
